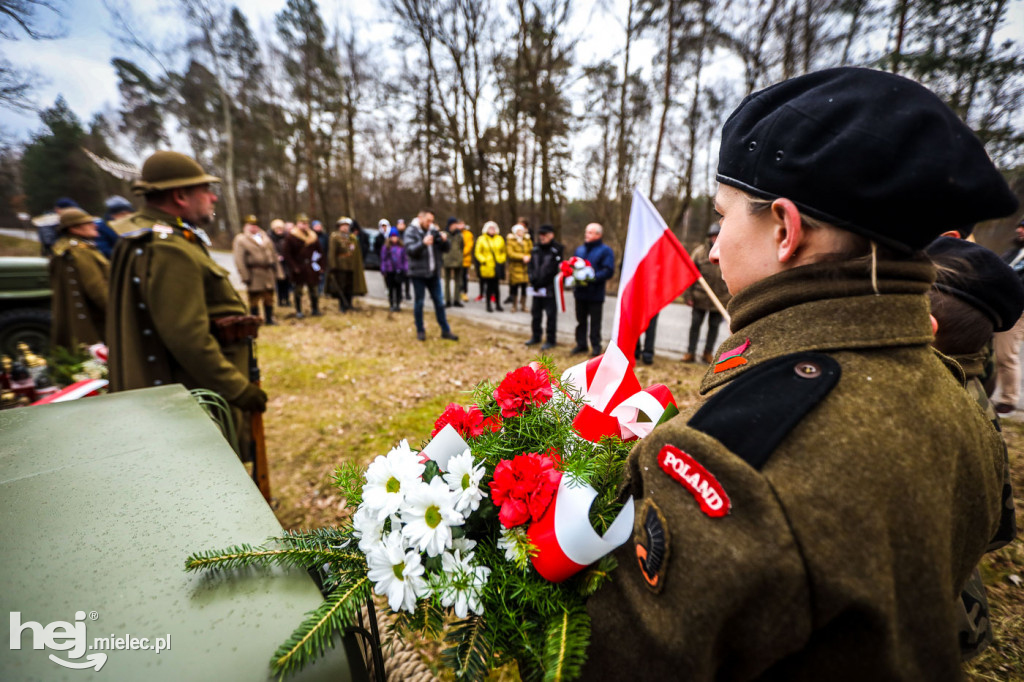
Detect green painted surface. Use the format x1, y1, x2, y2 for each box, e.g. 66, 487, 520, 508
0, 385, 353, 682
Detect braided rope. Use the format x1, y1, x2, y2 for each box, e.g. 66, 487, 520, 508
358, 601, 439, 682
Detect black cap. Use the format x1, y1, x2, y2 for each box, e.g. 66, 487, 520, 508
538, 224, 555, 235
447, 216, 459, 227
717, 67, 1018, 253
54, 197, 79, 209
926, 236, 1024, 332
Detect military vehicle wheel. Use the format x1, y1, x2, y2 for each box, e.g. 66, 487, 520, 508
0, 308, 51, 358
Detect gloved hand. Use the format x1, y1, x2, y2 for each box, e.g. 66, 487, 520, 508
234, 382, 268, 413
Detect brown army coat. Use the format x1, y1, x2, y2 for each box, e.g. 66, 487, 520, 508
326, 231, 368, 296
506, 233, 533, 285
106, 206, 249, 403
49, 235, 109, 348
283, 226, 321, 287
584, 259, 1006, 681
232, 229, 281, 292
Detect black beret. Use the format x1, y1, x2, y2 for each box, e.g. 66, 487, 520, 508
538, 224, 555, 234
925, 236, 1024, 332
717, 67, 1018, 253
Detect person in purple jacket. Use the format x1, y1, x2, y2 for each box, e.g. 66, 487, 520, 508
380, 227, 409, 312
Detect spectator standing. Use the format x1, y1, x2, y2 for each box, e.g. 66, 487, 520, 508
269, 219, 291, 307
49, 208, 109, 349
475, 221, 507, 312
506, 223, 533, 312
995, 216, 1024, 413
40, 197, 78, 256
461, 222, 474, 302
232, 214, 280, 325
443, 217, 466, 308
376, 219, 391, 260
571, 222, 615, 356
396, 218, 411, 301
95, 195, 133, 258
283, 213, 323, 318
524, 224, 563, 350
380, 227, 409, 312
682, 224, 731, 363
404, 209, 458, 341
327, 217, 367, 312
312, 220, 329, 296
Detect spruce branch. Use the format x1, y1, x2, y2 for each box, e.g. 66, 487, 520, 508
541, 608, 590, 682
442, 615, 493, 681
271, 576, 371, 678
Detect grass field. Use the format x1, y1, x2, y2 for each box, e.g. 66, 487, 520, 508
0, 234, 43, 257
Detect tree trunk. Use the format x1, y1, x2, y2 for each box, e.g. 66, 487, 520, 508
649, 0, 677, 199
615, 0, 635, 231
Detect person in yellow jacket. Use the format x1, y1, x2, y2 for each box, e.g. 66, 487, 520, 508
474, 221, 506, 312
461, 223, 474, 302
505, 223, 533, 312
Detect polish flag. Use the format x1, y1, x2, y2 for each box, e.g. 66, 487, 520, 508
580, 189, 701, 412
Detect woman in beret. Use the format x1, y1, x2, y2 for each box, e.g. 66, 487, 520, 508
584, 67, 1018, 681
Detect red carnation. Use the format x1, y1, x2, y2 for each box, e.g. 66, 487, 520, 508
493, 364, 554, 418
431, 403, 496, 439
490, 451, 562, 528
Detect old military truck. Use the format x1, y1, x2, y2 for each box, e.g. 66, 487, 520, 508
0, 256, 51, 357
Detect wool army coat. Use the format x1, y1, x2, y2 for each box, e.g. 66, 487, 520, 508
106, 206, 250, 404
583, 259, 1006, 682
49, 234, 109, 348
442, 229, 465, 269
283, 226, 322, 287
326, 231, 368, 296
232, 229, 281, 292
506, 233, 533, 285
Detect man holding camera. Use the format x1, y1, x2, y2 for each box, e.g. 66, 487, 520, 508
404, 208, 458, 342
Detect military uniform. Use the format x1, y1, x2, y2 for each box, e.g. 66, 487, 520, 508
49, 230, 109, 349
283, 224, 322, 316
233, 221, 281, 323
107, 206, 250, 402
326, 228, 367, 311
584, 260, 1007, 681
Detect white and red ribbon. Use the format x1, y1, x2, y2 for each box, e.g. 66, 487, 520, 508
31, 379, 108, 405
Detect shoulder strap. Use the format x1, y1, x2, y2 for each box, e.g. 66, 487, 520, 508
687, 352, 841, 470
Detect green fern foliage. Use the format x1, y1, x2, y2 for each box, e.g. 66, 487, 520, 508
540, 608, 590, 682
442, 616, 493, 681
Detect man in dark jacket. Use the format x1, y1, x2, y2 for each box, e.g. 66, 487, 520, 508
525, 224, 563, 350
994, 216, 1024, 413
572, 222, 615, 357
404, 209, 458, 341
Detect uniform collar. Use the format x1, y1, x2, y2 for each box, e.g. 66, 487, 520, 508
700, 258, 936, 394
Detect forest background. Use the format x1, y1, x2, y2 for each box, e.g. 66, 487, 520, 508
1, 0, 1023, 255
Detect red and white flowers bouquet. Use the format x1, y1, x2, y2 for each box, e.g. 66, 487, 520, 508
187, 359, 677, 680
559, 256, 595, 289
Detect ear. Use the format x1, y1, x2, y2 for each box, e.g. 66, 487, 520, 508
171, 188, 188, 209
771, 198, 805, 264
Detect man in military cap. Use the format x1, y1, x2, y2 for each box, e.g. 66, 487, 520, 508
49, 208, 109, 349
584, 67, 1016, 681
106, 150, 267, 419
326, 217, 367, 312
233, 215, 280, 325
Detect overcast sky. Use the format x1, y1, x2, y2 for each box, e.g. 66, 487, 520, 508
0, 0, 647, 142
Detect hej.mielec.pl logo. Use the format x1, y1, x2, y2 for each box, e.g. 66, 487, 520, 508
9, 610, 171, 671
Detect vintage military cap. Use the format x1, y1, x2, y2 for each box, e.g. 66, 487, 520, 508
925, 236, 1024, 332
295, 213, 310, 223
244, 214, 259, 225
336, 216, 352, 225
717, 67, 1019, 253
58, 208, 98, 231
132, 151, 221, 195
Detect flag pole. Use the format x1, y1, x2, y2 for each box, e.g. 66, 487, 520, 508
696, 276, 730, 326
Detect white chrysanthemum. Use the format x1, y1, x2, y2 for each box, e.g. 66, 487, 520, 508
352, 505, 387, 552
400, 477, 464, 557
451, 537, 477, 554
438, 549, 491, 618
362, 440, 424, 522
443, 449, 488, 515
365, 531, 427, 613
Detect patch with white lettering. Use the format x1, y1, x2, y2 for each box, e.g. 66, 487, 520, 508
657, 444, 731, 518
634, 499, 670, 593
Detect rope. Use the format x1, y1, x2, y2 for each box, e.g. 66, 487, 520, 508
359, 601, 439, 682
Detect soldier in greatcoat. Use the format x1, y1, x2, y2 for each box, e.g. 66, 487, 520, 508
49, 208, 109, 349
233, 214, 281, 325
326, 217, 367, 312
283, 213, 322, 318
106, 151, 267, 419
583, 67, 1019, 681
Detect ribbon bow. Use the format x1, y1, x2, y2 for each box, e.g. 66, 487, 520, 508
556, 257, 591, 312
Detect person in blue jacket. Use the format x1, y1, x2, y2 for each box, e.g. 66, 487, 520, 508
572, 222, 615, 357
95, 195, 133, 258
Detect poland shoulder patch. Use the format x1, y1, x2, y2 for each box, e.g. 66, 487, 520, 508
657, 444, 731, 518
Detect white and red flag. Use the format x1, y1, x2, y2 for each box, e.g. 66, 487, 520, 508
565, 189, 701, 416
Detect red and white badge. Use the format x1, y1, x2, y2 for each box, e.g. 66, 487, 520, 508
657, 444, 731, 518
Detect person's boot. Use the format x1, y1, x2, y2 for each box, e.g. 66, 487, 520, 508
520, 293, 527, 312
701, 351, 715, 364
504, 294, 514, 304
311, 294, 322, 316
494, 296, 504, 312
249, 305, 260, 317
486, 299, 493, 312
681, 352, 695, 363
511, 299, 518, 313
294, 291, 304, 319
264, 304, 275, 326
